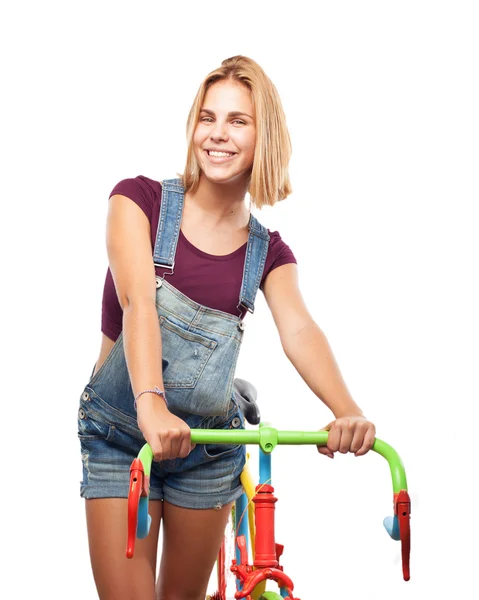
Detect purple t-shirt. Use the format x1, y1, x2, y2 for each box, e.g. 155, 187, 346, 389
101, 176, 297, 341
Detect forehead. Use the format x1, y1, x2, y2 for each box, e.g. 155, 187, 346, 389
202, 80, 253, 113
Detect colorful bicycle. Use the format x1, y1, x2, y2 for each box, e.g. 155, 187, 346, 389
126, 414, 411, 600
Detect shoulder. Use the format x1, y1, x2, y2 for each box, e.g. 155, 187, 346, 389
267, 230, 294, 255
108, 175, 162, 221
261, 229, 297, 285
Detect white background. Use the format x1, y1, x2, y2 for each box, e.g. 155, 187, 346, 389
2, 1, 478, 598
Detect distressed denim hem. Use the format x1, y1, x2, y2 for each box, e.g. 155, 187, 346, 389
80, 485, 164, 501
163, 482, 244, 510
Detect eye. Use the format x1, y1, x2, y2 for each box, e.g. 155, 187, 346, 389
232, 119, 246, 125
200, 116, 214, 123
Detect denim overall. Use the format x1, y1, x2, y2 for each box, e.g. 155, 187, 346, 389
78, 178, 270, 508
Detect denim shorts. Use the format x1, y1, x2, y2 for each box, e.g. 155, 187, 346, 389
78, 387, 246, 509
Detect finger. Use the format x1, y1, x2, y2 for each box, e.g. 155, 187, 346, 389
317, 446, 334, 459
159, 433, 172, 460
168, 429, 183, 459
350, 425, 367, 455
151, 440, 164, 462
327, 424, 341, 453
317, 423, 332, 455
339, 422, 354, 454
318, 422, 334, 456
355, 426, 376, 456
178, 430, 193, 458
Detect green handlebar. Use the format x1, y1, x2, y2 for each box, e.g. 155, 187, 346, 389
372, 438, 408, 493
138, 425, 408, 494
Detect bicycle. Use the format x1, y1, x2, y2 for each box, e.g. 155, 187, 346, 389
126, 399, 411, 599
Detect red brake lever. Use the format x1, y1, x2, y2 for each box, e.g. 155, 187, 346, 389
395, 490, 411, 581
126, 458, 145, 559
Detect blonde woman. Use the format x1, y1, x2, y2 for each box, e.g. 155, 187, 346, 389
78, 55, 376, 599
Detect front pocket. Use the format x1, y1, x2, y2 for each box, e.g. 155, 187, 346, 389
202, 440, 242, 460
77, 405, 114, 441
159, 316, 217, 388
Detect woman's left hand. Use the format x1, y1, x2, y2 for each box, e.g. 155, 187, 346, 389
318, 416, 376, 458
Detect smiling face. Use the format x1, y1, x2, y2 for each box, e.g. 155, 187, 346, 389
193, 79, 256, 187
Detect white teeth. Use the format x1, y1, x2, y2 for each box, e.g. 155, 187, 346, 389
208, 151, 234, 157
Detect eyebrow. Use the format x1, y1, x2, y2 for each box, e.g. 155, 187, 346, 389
200, 108, 253, 119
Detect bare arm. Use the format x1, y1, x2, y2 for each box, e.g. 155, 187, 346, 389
106, 194, 193, 460
107, 194, 163, 395
263, 263, 375, 456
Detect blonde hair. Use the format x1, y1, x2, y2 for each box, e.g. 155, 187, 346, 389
181, 56, 292, 208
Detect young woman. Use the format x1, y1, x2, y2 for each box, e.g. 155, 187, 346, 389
78, 55, 376, 600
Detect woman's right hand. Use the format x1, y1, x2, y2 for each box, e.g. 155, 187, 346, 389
136, 396, 195, 461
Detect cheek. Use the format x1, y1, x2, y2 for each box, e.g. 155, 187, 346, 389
193, 123, 211, 148
249, 128, 257, 149
192, 129, 206, 162
246, 138, 256, 163
240, 131, 256, 158
192, 127, 203, 149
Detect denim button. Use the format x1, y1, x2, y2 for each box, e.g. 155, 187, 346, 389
231, 417, 241, 428
78, 408, 86, 420
237, 322, 245, 332
156, 278, 162, 289
81, 391, 90, 401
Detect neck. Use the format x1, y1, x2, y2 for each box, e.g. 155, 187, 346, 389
186, 173, 250, 219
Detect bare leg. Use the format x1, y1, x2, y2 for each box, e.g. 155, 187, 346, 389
156, 501, 232, 600
86, 499, 163, 600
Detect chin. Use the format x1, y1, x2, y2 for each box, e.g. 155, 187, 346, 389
202, 167, 251, 187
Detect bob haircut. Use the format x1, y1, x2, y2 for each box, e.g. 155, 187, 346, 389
181, 55, 292, 209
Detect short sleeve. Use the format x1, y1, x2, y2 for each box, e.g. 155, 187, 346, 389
261, 230, 297, 287
109, 175, 157, 221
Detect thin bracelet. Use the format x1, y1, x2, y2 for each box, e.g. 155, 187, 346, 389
134, 386, 168, 410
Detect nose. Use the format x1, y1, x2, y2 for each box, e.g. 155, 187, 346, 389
210, 120, 229, 143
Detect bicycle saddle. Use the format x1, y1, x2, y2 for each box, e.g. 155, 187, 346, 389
233, 378, 261, 425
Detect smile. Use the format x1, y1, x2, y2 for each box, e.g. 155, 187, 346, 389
204, 150, 237, 163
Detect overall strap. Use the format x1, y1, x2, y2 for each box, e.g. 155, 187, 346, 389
238, 215, 270, 314
153, 178, 184, 272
